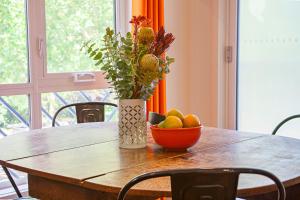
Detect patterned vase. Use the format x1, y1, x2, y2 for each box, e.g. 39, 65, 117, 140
118, 99, 147, 149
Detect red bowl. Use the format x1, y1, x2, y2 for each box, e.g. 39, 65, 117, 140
150, 125, 202, 150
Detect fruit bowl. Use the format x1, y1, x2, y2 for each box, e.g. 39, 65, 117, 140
150, 125, 202, 150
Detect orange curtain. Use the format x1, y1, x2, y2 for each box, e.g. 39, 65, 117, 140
132, 0, 166, 117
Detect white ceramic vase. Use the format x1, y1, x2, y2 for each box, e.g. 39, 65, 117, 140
118, 99, 147, 149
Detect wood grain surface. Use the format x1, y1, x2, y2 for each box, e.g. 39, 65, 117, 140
1, 123, 299, 199
83, 135, 300, 198
4, 126, 262, 184
0, 122, 118, 164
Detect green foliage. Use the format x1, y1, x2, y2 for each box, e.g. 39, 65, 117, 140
45, 0, 114, 73
82, 25, 175, 100
0, 0, 28, 84
0, 1, 114, 129
0, 96, 29, 128
83, 28, 135, 99
0, 1, 29, 129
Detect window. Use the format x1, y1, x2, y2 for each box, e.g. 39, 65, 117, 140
236, 0, 300, 138
0, 95, 30, 138
45, 0, 115, 73
42, 89, 117, 127
0, 0, 130, 196
0, 0, 130, 132
0, 0, 28, 84
224, 0, 300, 139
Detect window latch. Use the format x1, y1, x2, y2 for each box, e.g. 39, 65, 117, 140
73, 73, 96, 83
225, 45, 233, 63
38, 37, 44, 58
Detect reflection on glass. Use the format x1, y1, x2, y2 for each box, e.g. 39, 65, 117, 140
238, 0, 300, 138
45, 0, 114, 73
0, 1, 28, 83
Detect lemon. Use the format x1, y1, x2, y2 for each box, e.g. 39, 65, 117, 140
166, 108, 184, 121
158, 120, 165, 128
183, 114, 200, 128
159, 116, 183, 128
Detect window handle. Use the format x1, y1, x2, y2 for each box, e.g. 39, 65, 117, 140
73, 73, 96, 83
38, 37, 44, 58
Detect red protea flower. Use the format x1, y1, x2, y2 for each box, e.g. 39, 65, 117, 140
129, 16, 147, 26
150, 27, 175, 56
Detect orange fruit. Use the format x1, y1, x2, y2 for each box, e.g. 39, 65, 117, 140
183, 114, 200, 128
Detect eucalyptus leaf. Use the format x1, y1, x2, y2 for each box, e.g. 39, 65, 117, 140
94, 52, 102, 60
82, 26, 175, 100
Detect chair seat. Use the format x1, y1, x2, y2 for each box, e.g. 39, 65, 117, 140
118, 168, 285, 200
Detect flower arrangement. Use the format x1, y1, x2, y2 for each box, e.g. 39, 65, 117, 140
82, 16, 175, 100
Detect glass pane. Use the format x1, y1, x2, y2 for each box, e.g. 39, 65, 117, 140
0, 1, 28, 84
237, 0, 300, 138
0, 95, 30, 138
42, 89, 118, 127
45, 0, 115, 73
0, 95, 29, 196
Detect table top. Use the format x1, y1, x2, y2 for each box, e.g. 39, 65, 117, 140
0, 122, 118, 163
1, 122, 300, 198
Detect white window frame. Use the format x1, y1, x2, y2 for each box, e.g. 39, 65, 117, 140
217, 0, 237, 130
0, 0, 131, 129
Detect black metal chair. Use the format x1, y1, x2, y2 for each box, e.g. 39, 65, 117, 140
2, 166, 38, 199
52, 102, 118, 127
117, 168, 286, 200
272, 114, 300, 135
3, 102, 117, 199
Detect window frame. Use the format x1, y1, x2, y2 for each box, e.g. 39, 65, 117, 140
0, 0, 131, 129
217, 0, 237, 130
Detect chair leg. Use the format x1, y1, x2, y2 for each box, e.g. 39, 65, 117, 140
2, 166, 22, 198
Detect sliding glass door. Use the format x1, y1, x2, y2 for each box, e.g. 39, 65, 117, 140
236, 0, 300, 138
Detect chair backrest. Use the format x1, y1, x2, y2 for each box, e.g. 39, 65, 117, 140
272, 114, 300, 135
117, 168, 286, 200
52, 102, 117, 127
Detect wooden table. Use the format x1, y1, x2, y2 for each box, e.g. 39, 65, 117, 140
1, 122, 300, 200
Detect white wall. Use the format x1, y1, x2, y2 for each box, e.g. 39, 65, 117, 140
164, 0, 190, 115
165, 0, 219, 127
